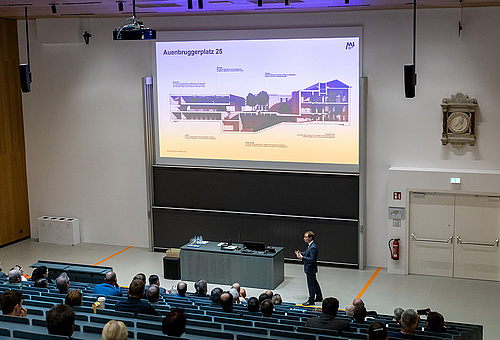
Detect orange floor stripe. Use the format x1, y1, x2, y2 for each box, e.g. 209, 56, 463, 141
355, 267, 382, 299
93, 246, 133, 266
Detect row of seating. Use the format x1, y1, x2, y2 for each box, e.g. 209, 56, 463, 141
0, 277, 483, 340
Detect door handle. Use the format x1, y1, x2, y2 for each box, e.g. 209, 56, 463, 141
456, 236, 499, 247
411, 233, 453, 244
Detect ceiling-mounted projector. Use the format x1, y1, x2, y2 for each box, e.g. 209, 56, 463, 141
113, 16, 156, 40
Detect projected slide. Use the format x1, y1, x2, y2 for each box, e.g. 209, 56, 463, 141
156, 36, 360, 171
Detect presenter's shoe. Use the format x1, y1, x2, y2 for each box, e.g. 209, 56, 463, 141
303, 301, 315, 306
314, 297, 323, 302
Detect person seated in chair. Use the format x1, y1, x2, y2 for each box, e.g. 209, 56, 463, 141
145, 274, 167, 294
247, 297, 260, 314
260, 299, 274, 317
115, 279, 160, 316
0, 290, 27, 317
4, 269, 22, 287
305, 297, 350, 335
102, 320, 128, 340
176, 281, 187, 297
56, 272, 71, 294
389, 309, 422, 339
193, 279, 208, 297
146, 285, 161, 305
426, 311, 447, 333
93, 271, 123, 297
162, 308, 186, 337
353, 305, 367, 324
46, 304, 75, 337
210, 287, 223, 306
220, 291, 241, 317
368, 321, 388, 340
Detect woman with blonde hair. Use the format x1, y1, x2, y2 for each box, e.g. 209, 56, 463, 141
102, 320, 128, 340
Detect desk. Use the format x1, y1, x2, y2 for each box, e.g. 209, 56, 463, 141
180, 241, 284, 289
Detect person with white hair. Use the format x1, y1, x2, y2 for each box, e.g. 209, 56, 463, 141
4, 269, 22, 287
102, 320, 128, 340
229, 288, 240, 303
389, 308, 420, 339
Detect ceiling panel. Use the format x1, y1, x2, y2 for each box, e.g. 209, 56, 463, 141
0, 0, 499, 20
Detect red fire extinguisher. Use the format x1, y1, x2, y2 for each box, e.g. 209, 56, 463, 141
388, 238, 400, 260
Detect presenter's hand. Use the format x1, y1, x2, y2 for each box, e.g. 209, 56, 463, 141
295, 250, 303, 259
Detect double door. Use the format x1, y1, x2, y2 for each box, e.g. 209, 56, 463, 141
409, 192, 500, 280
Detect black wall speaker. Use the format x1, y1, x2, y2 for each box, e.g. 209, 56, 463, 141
19, 63, 31, 93
404, 64, 416, 98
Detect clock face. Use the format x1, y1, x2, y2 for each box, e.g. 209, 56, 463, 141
448, 112, 470, 134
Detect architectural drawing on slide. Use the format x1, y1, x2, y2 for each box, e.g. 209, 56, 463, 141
169, 79, 350, 132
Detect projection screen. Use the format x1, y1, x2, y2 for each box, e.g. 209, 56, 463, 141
154, 27, 361, 173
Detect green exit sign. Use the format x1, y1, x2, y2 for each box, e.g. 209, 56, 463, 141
450, 177, 461, 184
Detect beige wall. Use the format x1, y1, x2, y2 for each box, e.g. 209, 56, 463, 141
18, 7, 500, 265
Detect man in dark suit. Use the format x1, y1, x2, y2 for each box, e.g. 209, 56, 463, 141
305, 297, 350, 335
295, 230, 323, 305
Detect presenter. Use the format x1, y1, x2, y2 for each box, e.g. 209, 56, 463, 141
295, 230, 323, 306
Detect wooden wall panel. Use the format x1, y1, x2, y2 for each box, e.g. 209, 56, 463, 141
0, 18, 30, 245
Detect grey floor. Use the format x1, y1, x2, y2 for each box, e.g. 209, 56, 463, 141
1, 238, 498, 339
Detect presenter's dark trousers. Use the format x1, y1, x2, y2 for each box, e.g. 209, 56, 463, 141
306, 271, 322, 303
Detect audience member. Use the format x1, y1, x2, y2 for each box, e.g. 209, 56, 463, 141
0, 262, 6, 279
146, 274, 167, 294
368, 321, 388, 340
229, 288, 240, 303
13, 265, 28, 281
146, 285, 160, 304
272, 293, 282, 305
34, 278, 49, 288
115, 279, 160, 316
260, 299, 274, 317
220, 292, 236, 313
232, 282, 240, 293
4, 269, 22, 287
93, 271, 123, 297
426, 311, 446, 332
65, 289, 82, 307
176, 281, 187, 297
133, 273, 147, 283
394, 307, 404, 324
194, 279, 208, 296
31, 265, 53, 283
258, 292, 269, 304
247, 297, 260, 313
239, 288, 247, 303
56, 272, 71, 294
353, 305, 367, 323
0, 290, 27, 317
210, 287, 223, 305
345, 304, 354, 317
389, 309, 421, 339
162, 308, 186, 337
102, 320, 128, 340
265, 290, 273, 299
352, 298, 364, 307
46, 304, 75, 337
305, 297, 350, 335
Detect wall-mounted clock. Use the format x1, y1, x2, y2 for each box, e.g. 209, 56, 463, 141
441, 93, 477, 147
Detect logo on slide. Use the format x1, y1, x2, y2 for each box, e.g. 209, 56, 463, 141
345, 41, 355, 50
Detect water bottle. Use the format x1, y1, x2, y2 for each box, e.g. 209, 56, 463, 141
200, 235, 203, 244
